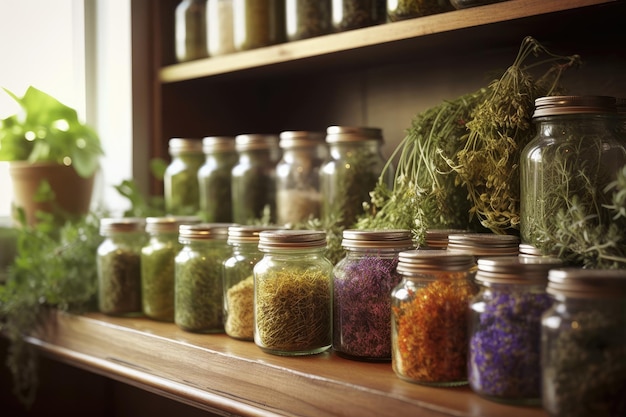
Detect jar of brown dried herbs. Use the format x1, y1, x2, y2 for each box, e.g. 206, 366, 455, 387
175, 223, 234, 333
285, 0, 332, 41
254, 230, 333, 355
542, 268, 626, 417
97, 217, 146, 316
331, 0, 386, 32
387, 0, 454, 21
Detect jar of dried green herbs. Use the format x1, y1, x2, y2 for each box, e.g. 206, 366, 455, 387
468, 255, 563, 406
175, 0, 208, 62
97, 217, 147, 316
231, 134, 279, 224
198, 136, 237, 222
320, 126, 392, 228
331, 0, 386, 32
164, 138, 204, 216
387, 0, 454, 21
520, 96, 626, 259
232, 0, 286, 51
141, 216, 200, 322
254, 230, 333, 355
542, 268, 626, 417
275, 130, 326, 226
392, 250, 476, 386
175, 222, 234, 333
207, 0, 235, 56
333, 229, 413, 361
285, 0, 331, 41
223, 224, 283, 340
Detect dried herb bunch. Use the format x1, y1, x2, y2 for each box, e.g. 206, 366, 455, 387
360, 37, 580, 241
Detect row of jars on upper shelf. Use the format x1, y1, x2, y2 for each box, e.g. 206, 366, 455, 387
175, 0, 510, 62
164, 126, 390, 229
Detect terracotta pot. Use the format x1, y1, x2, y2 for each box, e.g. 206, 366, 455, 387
9, 162, 95, 225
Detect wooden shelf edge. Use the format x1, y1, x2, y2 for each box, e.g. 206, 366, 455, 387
24, 311, 549, 417
159, 0, 614, 83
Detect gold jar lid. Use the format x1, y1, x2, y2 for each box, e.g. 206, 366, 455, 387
341, 229, 413, 250
547, 268, 626, 299
99, 217, 145, 235
424, 228, 471, 249
476, 255, 563, 284
325, 126, 383, 143
178, 222, 235, 242
202, 136, 236, 153
397, 249, 474, 274
235, 134, 279, 151
279, 131, 326, 149
145, 216, 201, 234
168, 137, 203, 155
533, 95, 616, 118
227, 225, 284, 245
258, 229, 327, 250
447, 233, 520, 256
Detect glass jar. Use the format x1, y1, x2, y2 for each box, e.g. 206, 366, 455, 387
254, 230, 333, 355
331, 0, 386, 32
175, 222, 233, 333
141, 216, 200, 322
164, 138, 204, 216
447, 233, 520, 258
231, 134, 279, 224
468, 256, 563, 405
333, 229, 413, 361
285, 0, 332, 41
542, 268, 626, 417
232, 0, 286, 51
320, 126, 392, 228
198, 136, 238, 222
97, 217, 146, 316
387, 0, 454, 21
391, 250, 476, 386
223, 224, 283, 340
449, 0, 509, 9
175, 0, 208, 62
207, 0, 235, 56
275, 131, 325, 226
520, 96, 626, 259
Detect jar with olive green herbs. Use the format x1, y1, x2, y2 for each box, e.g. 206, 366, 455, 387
141, 216, 200, 322
175, 223, 234, 333
207, 0, 235, 56
198, 136, 237, 222
97, 218, 146, 316
231, 134, 279, 224
520, 96, 626, 259
542, 268, 626, 417
320, 126, 392, 228
175, 0, 208, 62
331, 0, 386, 32
285, 0, 331, 41
164, 138, 204, 216
387, 0, 454, 21
223, 225, 283, 340
275, 131, 325, 226
254, 230, 333, 355
232, 0, 286, 51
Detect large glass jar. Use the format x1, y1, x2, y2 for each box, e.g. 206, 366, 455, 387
387, 0, 454, 21
391, 250, 476, 386
231, 134, 279, 224
468, 256, 563, 405
164, 138, 204, 216
175, 0, 208, 62
141, 216, 200, 322
232, 0, 286, 51
520, 96, 626, 259
320, 126, 392, 228
223, 224, 283, 340
174, 223, 233, 333
285, 0, 332, 41
198, 136, 237, 222
333, 229, 413, 361
207, 0, 235, 56
542, 268, 626, 417
97, 217, 146, 316
253, 230, 333, 355
331, 0, 386, 32
275, 131, 325, 226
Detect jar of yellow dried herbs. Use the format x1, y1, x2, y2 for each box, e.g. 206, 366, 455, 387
253, 230, 333, 355
232, 0, 286, 51
392, 249, 476, 386
175, 222, 234, 333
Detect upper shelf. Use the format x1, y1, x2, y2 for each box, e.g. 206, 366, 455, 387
159, 0, 617, 84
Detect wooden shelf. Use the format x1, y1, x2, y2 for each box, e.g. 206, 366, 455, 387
159, 0, 615, 83
28, 311, 548, 417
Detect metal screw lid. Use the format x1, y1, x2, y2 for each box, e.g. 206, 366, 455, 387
547, 268, 626, 299
178, 222, 236, 242
397, 249, 475, 274
99, 217, 145, 235
168, 138, 203, 155
202, 136, 236, 153
145, 216, 201, 234
341, 229, 413, 250
447, 233, 520, 256
476, 255, 563, 284
258, 229, 327, 250
325, 126, 383, 143
533, 95, 617, 118
235, 134, 279, 151
279, 131, 326, 149
227, 225, 284, 245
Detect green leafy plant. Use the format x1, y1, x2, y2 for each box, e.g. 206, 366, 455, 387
0, 85, 103, 178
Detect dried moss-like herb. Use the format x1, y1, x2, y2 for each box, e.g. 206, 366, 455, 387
97, 250, 142, 315
224, 275, 255, 339
255, 268, 331, 353
141, 239, 179, 322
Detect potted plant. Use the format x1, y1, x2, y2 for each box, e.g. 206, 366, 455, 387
0, 85, 103, 225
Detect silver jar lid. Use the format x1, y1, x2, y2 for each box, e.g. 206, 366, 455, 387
341, 229, 413, 250
397, 249, 475, 274
235, 134, 279, 151
325, 126, 383, 143
202, 136, 236, 153
533, 95, 617, 118
547, 268, 626, 299
227, 225, 284, 245
476, 255, 563, 284
447, 233, 520, 256
168, 138, 203, 155
279, 131, 326, 149
258, 229, 326, 250
178, 222, 235, 242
